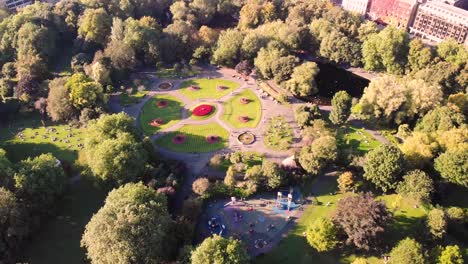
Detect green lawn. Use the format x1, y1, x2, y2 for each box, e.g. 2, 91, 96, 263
139, 94, 184, 136
119, 91, 148, 106
337, 126, 381, 156
178, 78, 240, 100
155, 123, 229, 153
221, 89, 262, 129
189, 103, 217, 120
256, 176, 428, 264
155, 67, 201, 79
263, 116, 293, 151
20, 177, 107, 264
0, 113, 84, 164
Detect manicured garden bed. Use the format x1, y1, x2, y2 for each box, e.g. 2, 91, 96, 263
140, 94, 183, 136
179, 78, 240, 100
189, 104, 217, 120
222, 89, 261, 129
263, 116, 293, 151
155, 123, 229, 153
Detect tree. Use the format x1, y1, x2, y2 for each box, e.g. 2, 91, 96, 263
319, 29, 362, 66
306, 217, 338, 252
15, 75, 41, 100
415, 106, 465, 133
427, 208, 447, 239
362, 26, 409, 74
0, 149, 14, 188
244, 165, 262, 184
446, 207, 465, 223
330, 91, 352, 125
286, 62, 320, 96
192, 178, 210, 195
299, 135, 337, 175
212, 29, 244, 67
396, 170, 434, 204
434, 150, 468, 187
254, 43, 287, 79
235, 60, 253, 76
81, 182, 171, 264
337, 171, 354, 193
46, 77, 76, 122
399, 132, 439, 169
438, 245, 464, 264
65, 73, 104, 110
78, 8, 111, 46
191, 235, 249, 264
363, 145, 405, 192
86, 113, 137, 142
333, 193, 391, 250
224, 165, 236, 187
14, 154, 66, 210
389, 238, 425, 264
413, 61, 462, 95
437, 39, 468, 67
408, 38, 434, 72
271, 55, 298, 83
261, 160, 284, 189
294, 104, 322, 128
104, 18, 136, 70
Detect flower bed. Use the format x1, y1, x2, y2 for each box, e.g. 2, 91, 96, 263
156, 100, 168, 108
172, 134, 186, 144
238, 116, 250, 123
189, 85, 200, 91
192, 104, 213, 116
239, 97, 250, 104
238, 132, 255, 145
206, 135, 220, 144
150, 118, 165, 127
158, 82, 172, 90
217, 85, 228, 91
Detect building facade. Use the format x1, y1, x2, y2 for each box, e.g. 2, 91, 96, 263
1, 0, 33, 10
410, 1, 468, 44
367, 0, 420, 28
342, 0, 370, 15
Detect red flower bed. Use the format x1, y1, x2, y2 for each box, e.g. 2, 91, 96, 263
206, 135, 220, 144
192, 104, 213, 116
217, 85, 228, 90
238, 116, 250, 123
239, 97, 250, 104
172, 134, 186, 144
189, 85, 200, 91
150, 118, 164, 127
157, 100, 168, 108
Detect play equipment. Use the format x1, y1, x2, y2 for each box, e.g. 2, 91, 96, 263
208, 216, 226, 236
275, 191, 300, 211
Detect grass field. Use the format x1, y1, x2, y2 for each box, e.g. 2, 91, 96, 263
119, 91, 148, 106
264, 116, 293, 151
221, 89, 262, 129
189, 103, 217, 120
179, 78, 240, 100
255, 175, 428, 264
20, 177, 107, 264
337, 126, 381, 156
0, 113, 84, 163
155, 67, 201, 79
155, 123, 229, 153
140, 94, 184, 136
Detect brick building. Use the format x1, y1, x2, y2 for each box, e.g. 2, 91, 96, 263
342, 0, 370, 15
367, 0, 420, 28
410, 1, 468, 44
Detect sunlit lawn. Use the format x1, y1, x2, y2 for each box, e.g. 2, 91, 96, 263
263, 116, 293, 151
179, 78, 240, 100
222, 89, 262, 129
256, 175, 428, 264
337, 126, 381, 156
155, 123, 229, 153
0, 113, 83, 164
139, 94, 184, 136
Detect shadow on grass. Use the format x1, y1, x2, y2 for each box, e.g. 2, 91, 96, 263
140, 96, 186, 135
155, 130, 228, 153
2, 142, 79, 164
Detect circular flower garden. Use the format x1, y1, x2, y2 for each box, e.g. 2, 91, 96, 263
157, 100, 168, 108
206, 135, 220, 144
172, 134, 186, 144
192, 104, 214, 116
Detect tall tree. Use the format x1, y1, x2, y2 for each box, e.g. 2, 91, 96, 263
363, 145, 405, 192
285, 62, 320, 96
65, 73, 104, 110
78, 8, 111, 46
329, 91, 352, 125
81, 182, 171, 264
408, 38, 434, 72
438, 245, 464, 264
396, 170, 434, 204
437, 39, 468, 67
298, 135, 337, 175
46, 77, 76, 122
333, 193, 391, 251
212, 29, 244, 67
426, 208, 447, 240
434, 150, 468, 187
191, 235, 249, 264
306, 217, 338, 252
389, 238, 425, 264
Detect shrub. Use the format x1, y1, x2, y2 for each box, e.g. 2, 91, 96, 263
209, 154, 224, 168
337, 171, 354, 193
446, 207, 465, 223
306, 217, 338, 252
427, 208, 447, 239
192, 178, 210, 196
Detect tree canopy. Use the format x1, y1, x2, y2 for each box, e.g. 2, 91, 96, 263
363, 145, 405, 192
191, 235, 249, 264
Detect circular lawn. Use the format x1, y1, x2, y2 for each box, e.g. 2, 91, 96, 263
140, 94, 183, 136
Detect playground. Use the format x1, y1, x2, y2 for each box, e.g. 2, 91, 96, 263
198, 190, 304, 256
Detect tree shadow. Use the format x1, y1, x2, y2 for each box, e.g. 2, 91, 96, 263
140, 97, 187, 135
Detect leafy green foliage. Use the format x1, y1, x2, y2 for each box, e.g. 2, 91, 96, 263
396, 170, 434, 204
191, 235, 249, 264
389, 238, 425, 264
434, 150, 468, 187
285, 62, 320, 96
363, 145, 405, 192
415, 106, 465, 133
65, 73, 104, 110
330, 91, 352, 125
81, 182, 171, 264
438, 245, 464, 264
78, 8, 111, 46
426, 208, 447, 240
299, 135, 337, 175
306, 217, 338, 252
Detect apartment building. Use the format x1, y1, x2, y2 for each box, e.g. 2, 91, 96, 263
367, 0, 420, 28
342, 0, 370, 15
1, 0, 33, 10
410, 0, 468, 44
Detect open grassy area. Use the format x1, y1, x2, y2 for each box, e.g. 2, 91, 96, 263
179, 78, 240, 100
189, 103, 217, 120
0, 113, 83, 163
119, 91, 148, 106
155, 123, 229, 153
155, 66, 201, 79
221, 89, 262, 129
263, 116, 293, 151
256, 175, 428, 264
139, 94, 184, 136
337, 126, 381, 156
20, 177, 107, 264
